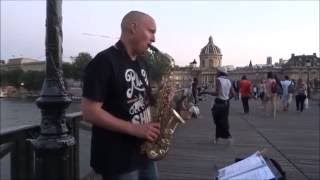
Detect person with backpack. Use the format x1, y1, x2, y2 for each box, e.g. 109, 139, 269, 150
264, 72, 277, 119
280, 75, 293, 111
295, 78, 307, 112
274, 75, 283, 112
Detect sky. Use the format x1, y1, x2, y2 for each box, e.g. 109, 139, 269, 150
1, 1, 319, 67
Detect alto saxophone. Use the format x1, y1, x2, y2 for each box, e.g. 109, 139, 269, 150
141, 45, 186, 160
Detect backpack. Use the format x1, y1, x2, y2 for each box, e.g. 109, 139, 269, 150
271, 81, 277, 94
288, 81, 294, 94
276, 84, 283, 95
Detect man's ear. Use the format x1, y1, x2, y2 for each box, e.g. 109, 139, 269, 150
130, 23, 137, 34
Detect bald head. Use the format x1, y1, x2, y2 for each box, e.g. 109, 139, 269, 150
119, 11, 156, 58
121, 11, 153, 33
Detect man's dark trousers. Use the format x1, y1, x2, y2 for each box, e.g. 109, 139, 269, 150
241, 96, 250, 113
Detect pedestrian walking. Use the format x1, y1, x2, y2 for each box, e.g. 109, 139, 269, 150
239, 75, 252, 114
191, 77, 198, 105
264, 72, 277, 119
200, 67, 235, 144
295, 78, 307, 112
253, 85, 258, 99
280, 75, 293, 111
273, 75, 282, 112
258, 80, 266, 108
232, 80, 240, 101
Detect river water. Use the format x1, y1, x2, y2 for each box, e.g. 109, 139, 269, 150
0, 98, 81, 131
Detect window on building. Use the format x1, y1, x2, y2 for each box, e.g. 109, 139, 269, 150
209, 59, 213, 67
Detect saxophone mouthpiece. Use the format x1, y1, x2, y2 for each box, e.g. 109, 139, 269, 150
148, 44, 159, 52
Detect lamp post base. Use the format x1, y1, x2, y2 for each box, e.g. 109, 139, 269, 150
32, 134, 75, 180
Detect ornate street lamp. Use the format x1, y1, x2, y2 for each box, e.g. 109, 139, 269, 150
32, 0, 75, 179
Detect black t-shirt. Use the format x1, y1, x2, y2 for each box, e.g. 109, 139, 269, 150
82, 41, 152, 176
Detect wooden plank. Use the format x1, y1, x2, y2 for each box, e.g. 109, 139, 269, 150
157, 97, 319, 180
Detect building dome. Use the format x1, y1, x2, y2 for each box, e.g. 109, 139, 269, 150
200, 36, 221, 55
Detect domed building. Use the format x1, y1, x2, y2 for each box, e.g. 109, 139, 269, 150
199, 36, 222, 88
170, 35, 223, 89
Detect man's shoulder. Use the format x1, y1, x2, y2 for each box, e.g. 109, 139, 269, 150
94, 46, 117, 60
89, 46, 119, 66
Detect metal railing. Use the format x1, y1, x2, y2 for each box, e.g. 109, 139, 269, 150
0, 112, 84, 180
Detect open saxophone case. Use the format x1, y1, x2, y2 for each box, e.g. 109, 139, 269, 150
215, 151, 286, 180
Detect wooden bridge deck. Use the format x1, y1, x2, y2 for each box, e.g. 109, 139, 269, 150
77, 96, 319, 180
157, 96, 319, 180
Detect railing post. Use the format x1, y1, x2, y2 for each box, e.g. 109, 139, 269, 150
11, 139, 34, 180
67, 114, 80, 180
31, 0, 75, 180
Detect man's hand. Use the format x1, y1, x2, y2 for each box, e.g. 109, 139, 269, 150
130, 122, 161, 142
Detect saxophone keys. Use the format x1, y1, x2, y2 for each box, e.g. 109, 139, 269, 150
172, 109, 186, 124
148, 150, 158, 159
161, 138, 170, 145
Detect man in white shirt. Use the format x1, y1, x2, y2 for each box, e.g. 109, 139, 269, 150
280, 75, 293, 111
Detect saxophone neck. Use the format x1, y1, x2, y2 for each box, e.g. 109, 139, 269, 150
148, 44, 159, 52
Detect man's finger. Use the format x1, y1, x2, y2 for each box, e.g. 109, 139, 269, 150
150, 122, 160, 129
150, 127, 160, 136
148, 131, 159, 142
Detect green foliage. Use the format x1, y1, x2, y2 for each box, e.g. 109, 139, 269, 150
1, 69, 24, 88
0, 70, 4, 85
20, 71, 45, 90
62, 62, 73, 79
1, 70, 44, 90
72, 52, 92, 80
0, 52, 92, 91
145, 50, 173, 84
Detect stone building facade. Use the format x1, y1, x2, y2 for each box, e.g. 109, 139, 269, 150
199, 36, 222, 88
0, 58, 46, 72
228, 53, 320, 89
171, 36, 222, 89
281, 53, 320, 88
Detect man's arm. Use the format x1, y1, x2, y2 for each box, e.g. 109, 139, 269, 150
81, 98, 160, 142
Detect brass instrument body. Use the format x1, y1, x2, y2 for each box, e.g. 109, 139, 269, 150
141, 45, 186, 160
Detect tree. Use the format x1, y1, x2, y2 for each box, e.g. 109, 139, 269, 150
145, 50, 173, 85
2, 69, 24, 88
0, 70, 5, 86
62, 62, 73, 79
72, 52, 92, 80
20, 71, 45, 91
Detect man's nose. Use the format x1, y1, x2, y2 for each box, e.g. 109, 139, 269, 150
151, 35, 155, 43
